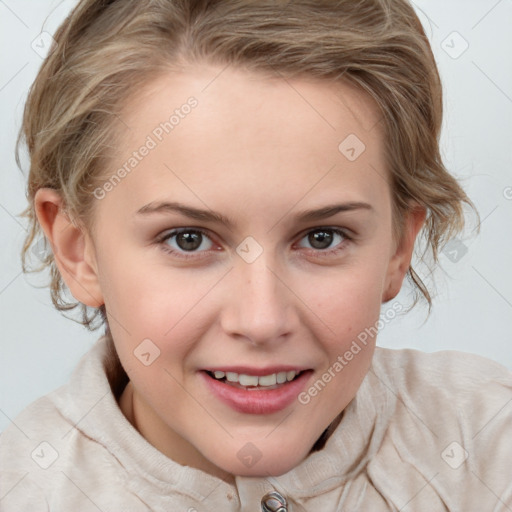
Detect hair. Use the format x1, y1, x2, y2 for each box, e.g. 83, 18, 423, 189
18, 0, 478, 362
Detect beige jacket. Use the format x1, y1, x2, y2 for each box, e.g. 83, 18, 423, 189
1, 337, 511, 511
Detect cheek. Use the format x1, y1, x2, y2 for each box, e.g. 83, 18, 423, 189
307, 261, 387, 337
296, 267, 382, 420
97, 241, 204, 325
98, 251, 226, 367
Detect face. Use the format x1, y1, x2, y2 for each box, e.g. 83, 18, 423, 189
80, 65, 411, 479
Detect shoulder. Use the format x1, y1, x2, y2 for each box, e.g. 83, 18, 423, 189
368, 347, 512, 509
0, 392, 67, 510
373, 345, 512, 396
0, 339, 136, 510
0, 392, 70, 466
0, 339, 109, 468
372, 346, 512, 441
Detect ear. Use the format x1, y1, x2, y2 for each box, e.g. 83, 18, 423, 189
34, 188, 104, 308
382, 205, 426, 303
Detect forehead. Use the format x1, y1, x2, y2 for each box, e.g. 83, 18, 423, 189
107, 65, 388, 218
120, 64, 382, 146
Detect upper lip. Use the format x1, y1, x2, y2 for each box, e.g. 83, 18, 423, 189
203, 366, 310, 376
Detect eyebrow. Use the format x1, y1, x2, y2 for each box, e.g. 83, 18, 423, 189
136, 201, 373, 227
136, 201, 236, 228
295, 202, 374, 221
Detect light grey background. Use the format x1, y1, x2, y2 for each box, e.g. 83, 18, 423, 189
1, 0, 511, 433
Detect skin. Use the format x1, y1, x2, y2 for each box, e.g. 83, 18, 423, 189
35, 64, 425, 481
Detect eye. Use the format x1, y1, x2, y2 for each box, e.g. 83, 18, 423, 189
159, 228, 214, 256
297, 228, 348, 252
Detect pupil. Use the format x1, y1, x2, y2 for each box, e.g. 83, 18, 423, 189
176, 231, 202, 251
309, 230, 333, 249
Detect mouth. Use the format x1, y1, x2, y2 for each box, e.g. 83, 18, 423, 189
205, 369, 304, 390
200, 367, 313, 414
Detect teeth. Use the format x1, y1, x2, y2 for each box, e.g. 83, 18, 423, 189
276, 372, 287, 384
210, 370, 300, 387
238, 374, 259, 386
259, 374, 277, 386
286, 371, 296, 382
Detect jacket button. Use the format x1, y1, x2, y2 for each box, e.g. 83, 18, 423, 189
261, 491, 288, 512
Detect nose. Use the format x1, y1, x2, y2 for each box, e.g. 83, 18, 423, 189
219, 254, 297, 346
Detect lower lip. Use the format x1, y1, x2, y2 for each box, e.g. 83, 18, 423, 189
200, 371, 312, 415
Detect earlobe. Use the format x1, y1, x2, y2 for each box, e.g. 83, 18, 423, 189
382, 206, 426, 303
34, 188, 104, 308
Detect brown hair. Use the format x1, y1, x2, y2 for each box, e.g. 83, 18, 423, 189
19, 0, 478, 336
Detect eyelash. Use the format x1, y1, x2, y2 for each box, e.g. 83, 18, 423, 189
156, 227, 352, 260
